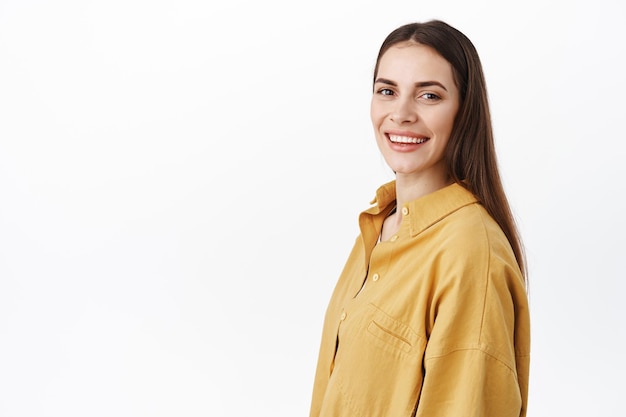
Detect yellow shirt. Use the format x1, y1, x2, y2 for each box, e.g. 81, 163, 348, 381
310, 182, 530, 417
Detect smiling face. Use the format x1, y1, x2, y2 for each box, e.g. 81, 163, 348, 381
371, 42, 460, 187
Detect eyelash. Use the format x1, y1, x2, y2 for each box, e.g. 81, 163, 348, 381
421, 92, 441, 100
376, 88, 441, 101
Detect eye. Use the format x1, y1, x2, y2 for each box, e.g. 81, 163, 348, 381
376, 88, 394, 96
419, 92, 441, 101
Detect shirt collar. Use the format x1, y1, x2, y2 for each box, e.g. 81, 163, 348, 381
366, 181, 479, 236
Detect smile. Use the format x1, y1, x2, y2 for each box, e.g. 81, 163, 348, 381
388, 134, 429, 144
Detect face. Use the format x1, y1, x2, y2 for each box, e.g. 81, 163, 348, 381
371, 42, 459, 185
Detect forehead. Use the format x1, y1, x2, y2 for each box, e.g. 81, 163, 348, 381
378, 42, 454, 81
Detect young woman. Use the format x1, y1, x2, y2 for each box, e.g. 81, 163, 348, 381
309, 20, 530, 417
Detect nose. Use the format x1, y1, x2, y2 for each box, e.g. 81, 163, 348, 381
390, 97, 417, 124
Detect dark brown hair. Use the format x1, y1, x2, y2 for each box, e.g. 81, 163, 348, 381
374, 20, 527, 281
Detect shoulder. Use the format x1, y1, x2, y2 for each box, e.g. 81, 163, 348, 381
429, 202, 522, 287
438, 202, 510, 254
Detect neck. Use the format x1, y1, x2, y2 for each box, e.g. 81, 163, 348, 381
394, 173, 453, 210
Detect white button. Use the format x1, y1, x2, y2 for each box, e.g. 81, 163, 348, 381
390, 235, 398, 242
401, 207, 409, 216
372, 273, 379, 282
340, 311, 347, 321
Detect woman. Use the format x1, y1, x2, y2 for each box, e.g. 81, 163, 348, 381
309, 20, 530, 417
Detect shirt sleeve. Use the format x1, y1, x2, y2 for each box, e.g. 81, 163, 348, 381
414, 238, 529, 417
415, 347, 524, 417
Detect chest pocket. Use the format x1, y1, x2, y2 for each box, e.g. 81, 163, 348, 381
367, 303, 422, 356
325, 303, 426, 417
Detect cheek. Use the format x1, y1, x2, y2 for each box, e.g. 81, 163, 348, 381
435, 107, 458, 137
370, 99, 387, 126
442, 117, 456, 137
369, 105, 378, 126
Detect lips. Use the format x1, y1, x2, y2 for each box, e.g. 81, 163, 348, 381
388, 134, 429, 144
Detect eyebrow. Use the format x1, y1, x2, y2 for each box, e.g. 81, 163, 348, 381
374, 78, 448, 92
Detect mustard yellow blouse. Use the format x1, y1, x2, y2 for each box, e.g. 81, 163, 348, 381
310, 182, 530, 417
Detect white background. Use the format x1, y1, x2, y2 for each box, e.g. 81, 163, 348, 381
1, 0, 625, 416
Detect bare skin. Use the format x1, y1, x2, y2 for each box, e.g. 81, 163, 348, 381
371, 42, 460, 242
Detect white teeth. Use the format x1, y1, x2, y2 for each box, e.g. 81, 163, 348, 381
388, 135, 428, 144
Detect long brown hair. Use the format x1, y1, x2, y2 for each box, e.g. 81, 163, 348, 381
373, 20, 527, 281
